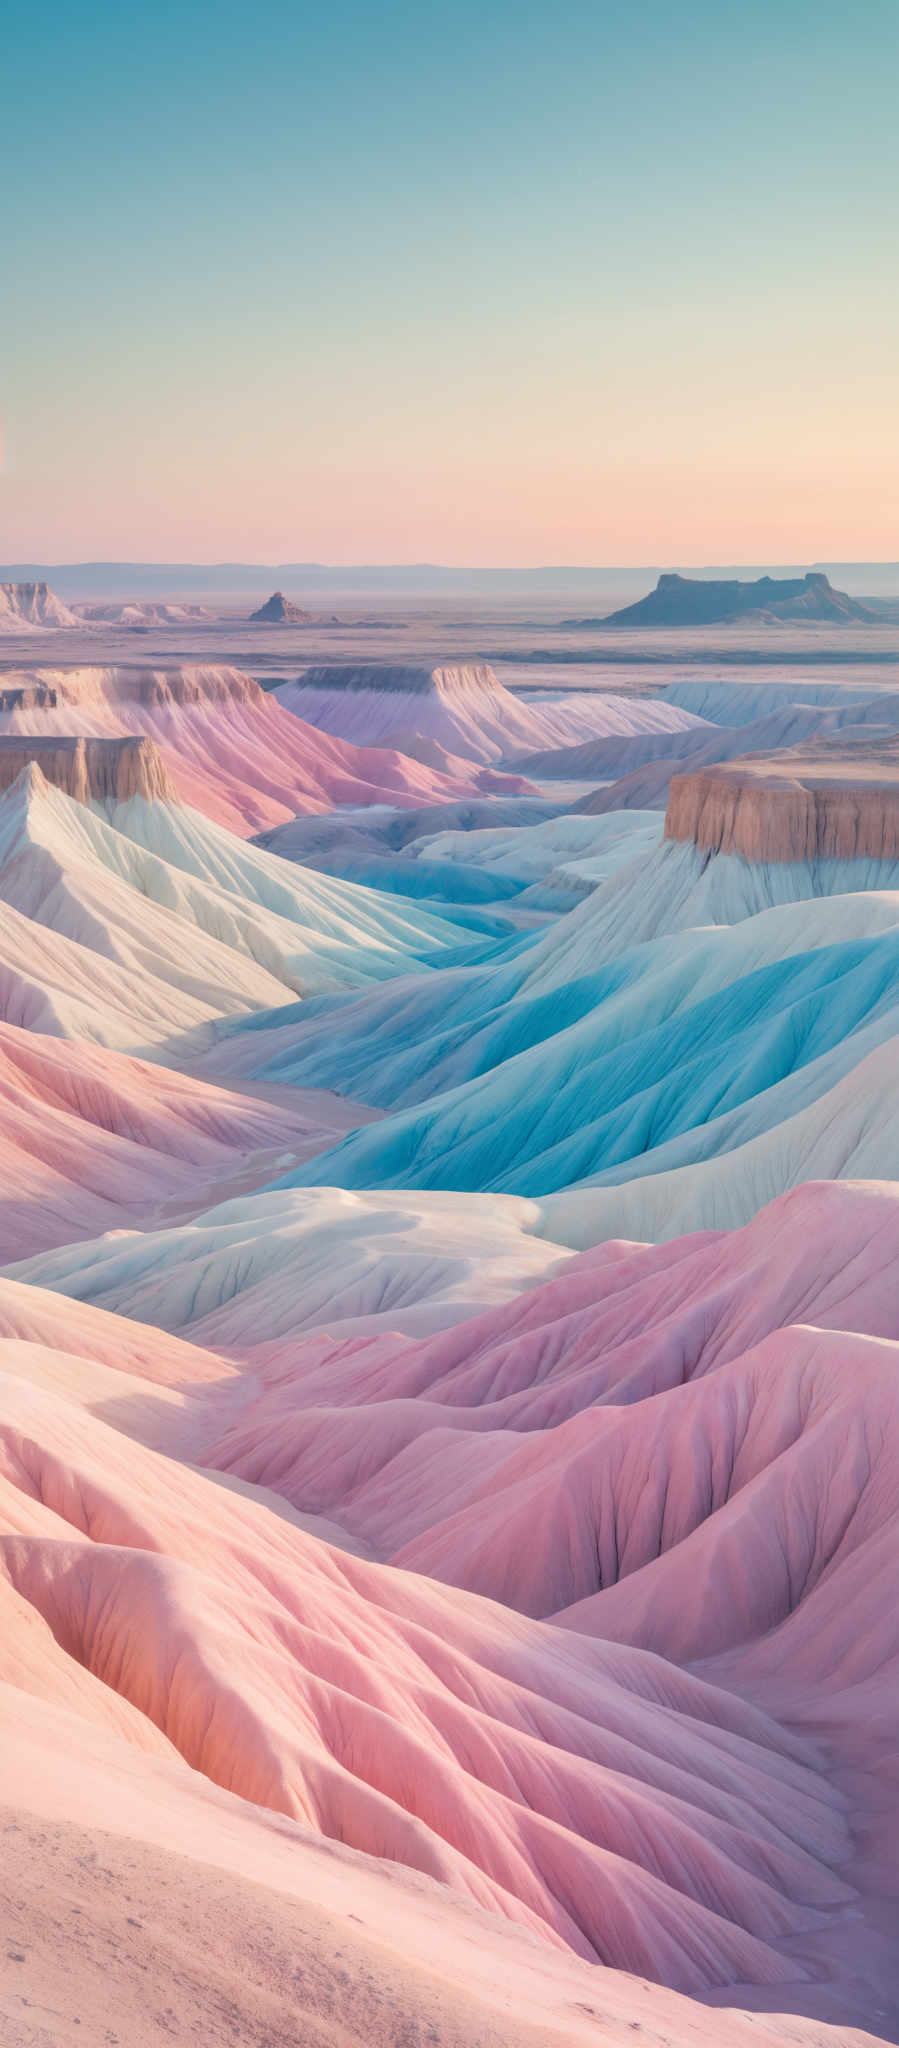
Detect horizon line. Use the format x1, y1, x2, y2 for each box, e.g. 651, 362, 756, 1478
4, 558, 899, 575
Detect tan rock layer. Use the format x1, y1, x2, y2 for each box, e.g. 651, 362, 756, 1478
0, 736, 177, 805
13, 666, 267, 709
299, 662, 502, 699
665, 751, 899, 863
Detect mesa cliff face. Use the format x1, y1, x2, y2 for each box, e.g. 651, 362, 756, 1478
41, 663, 269, 709
665, 738, 899, 862
299, 661, 504, 698
281, 664, 698, 767
0, 736, 177, 804
249, 590, 315, 623
0, 581, 81, 630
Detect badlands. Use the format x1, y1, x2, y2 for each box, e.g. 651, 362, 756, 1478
0, 576, 898, 2048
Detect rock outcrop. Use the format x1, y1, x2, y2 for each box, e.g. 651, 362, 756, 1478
0, 684, 59, 713
0, 736, 177, 804
40, 663, 270, 709
665, 737, 899, 861
0, 581, 80, 631
300, 662, 497, 696
594, 571, 876, 628
249, 590, 315, 624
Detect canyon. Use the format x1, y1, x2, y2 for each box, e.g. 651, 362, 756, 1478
0, 596, 897, 2048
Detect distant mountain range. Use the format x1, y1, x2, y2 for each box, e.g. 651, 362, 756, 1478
2, 562, 899, 596
588, 572, 878, 629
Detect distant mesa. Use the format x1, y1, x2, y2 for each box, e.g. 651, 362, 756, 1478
574, 571, 877, 629
0, 581, 80, 632
76, 600, 210, 630
249, 590, 317, 624
665, 734, 899, 862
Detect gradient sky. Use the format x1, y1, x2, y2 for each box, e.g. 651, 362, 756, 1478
2, 0, 897, 564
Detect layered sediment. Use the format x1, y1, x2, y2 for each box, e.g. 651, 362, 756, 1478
0, 662, 532, 833
299, 661, 501, 696
665, 737, 899, 862
281, 663, 698, 768
0, 735, 176, 804
36, 663, 269, 709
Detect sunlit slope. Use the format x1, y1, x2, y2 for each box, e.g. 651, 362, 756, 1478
1, 1180, 898, 2031
0, 1315, 870, 1994
253, 889, 899, 1210
0, 664, 531, 832
0, 769, 483, 1048
0, 1020, 368, 1259
4, 1184, 569, 1342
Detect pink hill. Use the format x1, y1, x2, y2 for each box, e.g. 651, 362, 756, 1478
0, 665, 533, 834
197, 1179, 899, 1595
2, 1688, 875, 2048
0, 1323, 867, 1997
0, 1020, 369, 1259
2, 1181, 898, 2030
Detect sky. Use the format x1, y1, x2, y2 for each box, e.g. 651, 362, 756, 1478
2, 0, 897, 565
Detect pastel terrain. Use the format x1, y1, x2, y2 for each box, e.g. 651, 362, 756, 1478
0, 664, 533, 833
277, 659, 703, 764
1, 615, 898, 2048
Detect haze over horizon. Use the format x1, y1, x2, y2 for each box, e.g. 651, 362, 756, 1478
3, 0, 897, 565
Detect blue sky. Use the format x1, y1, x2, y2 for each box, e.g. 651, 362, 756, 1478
3, 0, 897, 561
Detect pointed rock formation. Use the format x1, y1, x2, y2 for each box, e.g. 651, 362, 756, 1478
249, 590, 316, 623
